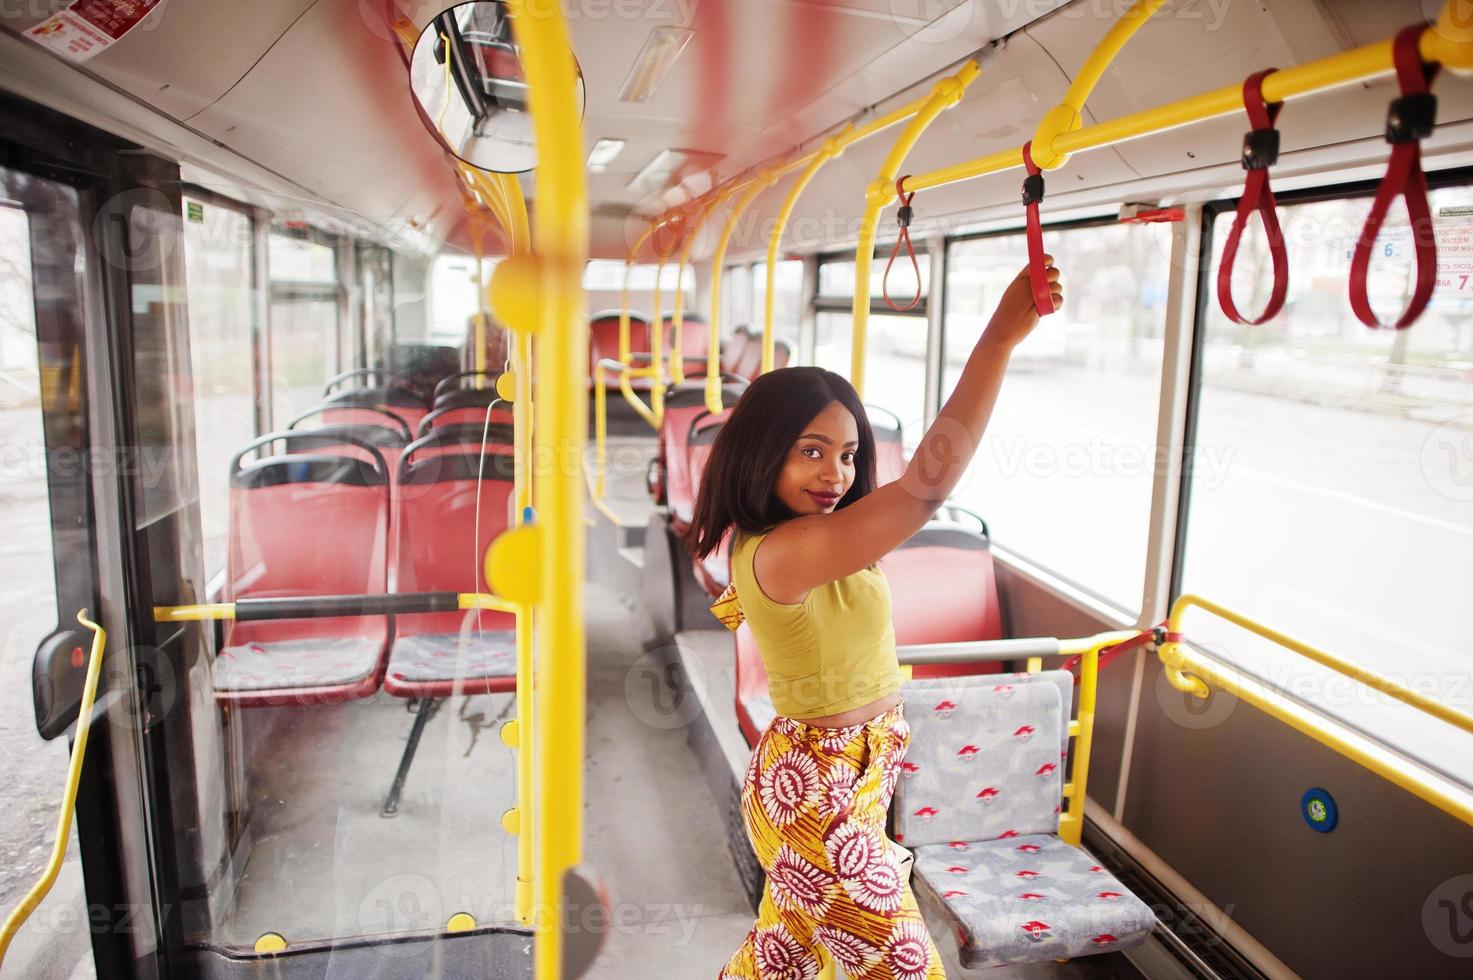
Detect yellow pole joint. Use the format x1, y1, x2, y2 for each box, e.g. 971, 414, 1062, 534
1432, 1, 1473, 73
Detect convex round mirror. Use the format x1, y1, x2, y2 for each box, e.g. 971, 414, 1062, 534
409, 1, 586, 173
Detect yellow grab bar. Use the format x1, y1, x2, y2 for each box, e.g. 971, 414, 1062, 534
849, 60, 981, 396
706, 170, 780, 413
1159, 594, 1473, 828
904, 13, 1472, 196
670, 196, 727, 385
0, 611, 107, 968
1164, 595, 1473, 735
761, 132, 846, 375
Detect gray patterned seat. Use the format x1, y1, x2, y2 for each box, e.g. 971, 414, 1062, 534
895, 673, 1156, 969
384, 630, 517, 696
215, 636, 383, 693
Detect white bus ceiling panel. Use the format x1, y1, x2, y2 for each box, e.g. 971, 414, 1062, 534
772, 31, 1139, 253
1026, 0, 1473, 183
4, 0, 318, 120
569, 0, 1073, 215
186, 0, 468, 242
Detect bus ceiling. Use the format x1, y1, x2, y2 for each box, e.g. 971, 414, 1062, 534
0, 1, 1469, 260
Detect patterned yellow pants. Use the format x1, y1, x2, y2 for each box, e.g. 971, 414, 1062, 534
720, 702, 946, 979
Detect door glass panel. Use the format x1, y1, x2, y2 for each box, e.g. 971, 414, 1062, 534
154, 219, 528, 959
182, 197, 256, 577
1, 167, 94, 978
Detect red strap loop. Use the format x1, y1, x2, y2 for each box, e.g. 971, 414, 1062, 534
883, 176, 922, 312
1062, 623, 1180, 683
1217, 69, 1289, 326
1021, 142, 1056, 317
1349, 26, 1440, 330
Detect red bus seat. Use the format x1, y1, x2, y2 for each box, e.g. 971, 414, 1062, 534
867, 403, 906, 485
387, 451, 518, 698
216, 433, 392, 706
322, 385, 429, 434
589, 311, 653, 390
721, 326, 753, 376
657, 382, 745, 528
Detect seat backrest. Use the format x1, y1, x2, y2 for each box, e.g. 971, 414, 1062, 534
684, 409, 730, 515
883, 525, 1003, 649
395, 451, 517, 637
665, 314, 709, 361
290, 404, 413, 442
419, 403, 516, 435
770, 337, 794, 372
732, 331, 763, 380
893, 673, 1068, 847
589, 312, 651, 378
721, 327, 752, 376
225, 434, 390, 646
432, 371, 503, 401
865, 403, 906, 485
322, 386, 428, 433
282, 423, 408, 476
661, 383, 744, 526
403, 422, 516, 459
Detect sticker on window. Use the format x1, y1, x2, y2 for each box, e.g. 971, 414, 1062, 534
25, 0, 167, 63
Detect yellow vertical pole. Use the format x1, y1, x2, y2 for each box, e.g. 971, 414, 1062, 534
502, 4, 587, 976
1059, 643, 1099, 847
849, 61, 979, 396
762, 134, 845, 374
670, 196, 724, 386
707, 171, 778, 413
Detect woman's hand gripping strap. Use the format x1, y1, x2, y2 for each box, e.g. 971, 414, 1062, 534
1021, 142, 1057, 317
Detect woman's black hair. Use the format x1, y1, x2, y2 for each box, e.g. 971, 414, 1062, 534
684, 366, 877, 559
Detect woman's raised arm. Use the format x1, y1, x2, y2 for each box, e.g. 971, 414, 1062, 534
755, 259, 1061, 602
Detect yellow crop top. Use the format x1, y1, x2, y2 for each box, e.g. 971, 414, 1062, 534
729, 530, 903, 719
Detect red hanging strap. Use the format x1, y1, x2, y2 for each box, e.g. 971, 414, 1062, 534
1061, 622, 1182, 684
1216, 69, 1289, 326
1349, 25, 1440, 330
883, 176, 922, 312
1021, 142, 1056, 317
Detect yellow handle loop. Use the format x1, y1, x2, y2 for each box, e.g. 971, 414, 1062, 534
0, 611, 107, 969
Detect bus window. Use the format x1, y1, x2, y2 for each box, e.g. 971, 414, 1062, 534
752, 259, 804, 345
815, 311, 928, 444
429, 253, 494, 345
720, 263, 754, 333
1181, 182, 1473, 774
268, 230, 341, 424
942, 220, 1173, 613
181, 197, 257, 577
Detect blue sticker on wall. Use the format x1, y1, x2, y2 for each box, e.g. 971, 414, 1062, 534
1302, 787, 1338, 833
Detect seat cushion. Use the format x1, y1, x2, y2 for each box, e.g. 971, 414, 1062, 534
215, 636, 384, 693
894, 677, 1065, 847
385, 631, 517, 695
913, 834, 1156, 969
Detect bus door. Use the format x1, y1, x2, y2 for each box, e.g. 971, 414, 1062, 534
11, 97, 532, 980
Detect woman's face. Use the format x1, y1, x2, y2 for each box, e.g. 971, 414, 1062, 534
773, 400, 859, 516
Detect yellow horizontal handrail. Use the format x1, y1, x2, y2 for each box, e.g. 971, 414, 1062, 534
903, 15, 1473, 197
1166, 594, 1473, 735
1159, 594, 1473, 828
0, 611, 107, 968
